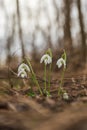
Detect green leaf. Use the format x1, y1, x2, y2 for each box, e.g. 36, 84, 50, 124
27, 91, 35, 97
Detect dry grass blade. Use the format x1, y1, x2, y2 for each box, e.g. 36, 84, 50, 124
7, 102, 18, 112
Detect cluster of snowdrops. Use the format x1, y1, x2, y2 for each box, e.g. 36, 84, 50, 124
17, 48, 69, 100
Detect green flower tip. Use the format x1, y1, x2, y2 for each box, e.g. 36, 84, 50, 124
62, 50, 66, 62
46, 48, 52, 58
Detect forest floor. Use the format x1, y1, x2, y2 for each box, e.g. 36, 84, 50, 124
0, 59, 87, 130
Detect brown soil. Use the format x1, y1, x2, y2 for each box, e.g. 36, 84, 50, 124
0, 64, 87, 130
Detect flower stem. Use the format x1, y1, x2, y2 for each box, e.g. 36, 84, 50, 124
48, 63, 51, 93
26, 58, 43, 95
58, 68, 66, 96
44, 64, 46, 92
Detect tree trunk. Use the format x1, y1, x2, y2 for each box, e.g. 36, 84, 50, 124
64, 0, 73, 50
77, 0, 87, 63
6, 15, 15, 63
16, 0, 25, 59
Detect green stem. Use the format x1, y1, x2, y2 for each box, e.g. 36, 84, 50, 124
44, 64, 46, 92
26, 58, 43, 95
48, 63, 51, 93
58, 68, 66, 96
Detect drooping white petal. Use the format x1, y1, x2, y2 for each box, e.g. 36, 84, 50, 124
56, 58, 66, 68
44, 59, 48, 65
21, 73, 27, 78
56, 60, 62, 68
63, 92, 69, 100
18, 63, 30, 73
48, 56, 52, 64
40, 54, 52, 65
18, 69, 27, 78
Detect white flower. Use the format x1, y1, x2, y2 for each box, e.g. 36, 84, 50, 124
40, 54, 52, 65
56, 58, 66, 68
63, 92, 69, 100
18, 63, 30, 73
18, 69, 27, 78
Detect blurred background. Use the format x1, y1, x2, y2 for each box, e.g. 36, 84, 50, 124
0, 0, 87, 71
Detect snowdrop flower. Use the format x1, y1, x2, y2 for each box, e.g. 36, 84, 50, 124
63, 92, 69, 100
18, 69, 27, 78
18, 63, 30, 73
40, 54, 52, 65
56, 58, 66, 69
